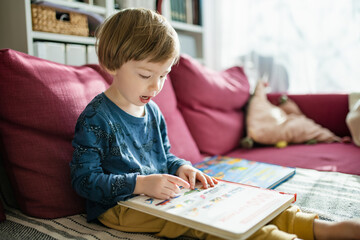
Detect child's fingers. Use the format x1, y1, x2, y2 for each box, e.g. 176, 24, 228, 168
212, 177, 219, 184
205, 175, 215, 187
196, 172, 218, 189
205, 175, 218, 187
188, 171, 197, 189
166, 174, 190, 189
161, 186, 180, 199
196, 171, 210, 189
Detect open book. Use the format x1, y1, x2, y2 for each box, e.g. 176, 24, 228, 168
118, 181, 296, 240
195, 156, 296, 189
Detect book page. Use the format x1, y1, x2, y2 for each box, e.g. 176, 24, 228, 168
119, 181, 295, 239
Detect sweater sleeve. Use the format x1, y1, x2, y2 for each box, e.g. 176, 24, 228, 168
70, 111, 137, 206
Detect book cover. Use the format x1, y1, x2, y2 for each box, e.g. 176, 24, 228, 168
195, 156, 296, 189
118, 181, 296, 240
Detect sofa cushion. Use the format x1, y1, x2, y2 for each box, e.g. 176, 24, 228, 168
0, 49, 203, 219
0, 49, 112, 218
246, 81, 340, 145
153, 78, 202, 164
267, 93, 350, 137
0, 156, 19, 222
170, 55, 250, 155
0, 201, 5, 222
346, 93, 360, 147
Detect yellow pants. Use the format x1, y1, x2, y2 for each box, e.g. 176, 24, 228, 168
98, 205, 318, 240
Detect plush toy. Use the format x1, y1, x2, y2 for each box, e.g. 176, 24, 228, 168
346, 93, 360, 147
241, 81, 341, 149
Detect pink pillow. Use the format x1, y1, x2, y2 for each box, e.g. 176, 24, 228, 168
0, 49, 111, 218
153, 78, 202, 164
170, 55, 250, 155
0, 49, 202, 219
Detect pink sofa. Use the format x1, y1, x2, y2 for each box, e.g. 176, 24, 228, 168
0, 49, 359, 232
168, 55, 360, 176
229, 93, 359, 174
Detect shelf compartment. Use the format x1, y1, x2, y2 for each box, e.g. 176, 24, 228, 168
32, 31, 96, 45
171, 21, 203, 33
36, 0, 107, 15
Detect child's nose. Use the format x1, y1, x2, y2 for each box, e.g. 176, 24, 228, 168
149, 79, 161, 92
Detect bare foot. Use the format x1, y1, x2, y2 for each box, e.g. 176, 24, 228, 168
313, 219, 360, 240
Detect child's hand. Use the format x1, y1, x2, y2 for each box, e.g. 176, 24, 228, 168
134, 174, 190, 200
176, 165, 218, 190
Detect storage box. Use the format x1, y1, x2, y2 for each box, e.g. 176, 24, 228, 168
86, 45, 98, 64
33, 42, 66, 64
31, 4, 89, 37
178, 33, 197, 58
65, 44, 87, 66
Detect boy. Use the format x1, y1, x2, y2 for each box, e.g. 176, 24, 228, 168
70, 8, 360, 240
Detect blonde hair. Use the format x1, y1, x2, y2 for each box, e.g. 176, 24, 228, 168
95, 8, 180, 71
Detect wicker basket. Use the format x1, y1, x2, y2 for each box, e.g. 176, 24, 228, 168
31, 4, 89, 37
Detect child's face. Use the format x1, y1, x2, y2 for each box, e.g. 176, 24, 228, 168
108, 57, 174, 116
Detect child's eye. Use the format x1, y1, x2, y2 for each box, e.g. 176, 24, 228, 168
139, 74, 151, 79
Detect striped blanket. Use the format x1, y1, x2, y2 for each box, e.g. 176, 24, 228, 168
1, 168, 359, 240
275, 168, 360, 221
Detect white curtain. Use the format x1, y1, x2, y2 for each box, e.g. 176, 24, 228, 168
203, 0, 360, 93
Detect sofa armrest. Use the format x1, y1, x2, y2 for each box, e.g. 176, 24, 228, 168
267, 93, 350, 137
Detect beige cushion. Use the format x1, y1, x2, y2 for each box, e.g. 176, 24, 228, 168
246, 81, 340, 145
346, 93, 360, 147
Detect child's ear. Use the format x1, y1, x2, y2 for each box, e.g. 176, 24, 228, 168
100, 64, 116, 76
104, 67, 116, 76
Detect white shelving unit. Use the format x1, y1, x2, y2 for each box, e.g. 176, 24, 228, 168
171, 21, 203, 33
32, 31, 97, 45
0, 0, 206, 64
43, 0, 108, 15
0, 0, 115, 56
161, 0, 205, 63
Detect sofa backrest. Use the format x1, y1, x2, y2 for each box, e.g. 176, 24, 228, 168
169, 55, 250, 155
0, 49, 251, 219
0, 49, 209, 219
0, 49, 111, 218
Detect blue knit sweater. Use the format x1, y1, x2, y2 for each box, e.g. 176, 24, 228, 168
70, 93, 190, 222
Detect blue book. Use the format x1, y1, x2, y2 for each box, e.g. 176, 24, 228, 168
195, 156, 296, 189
